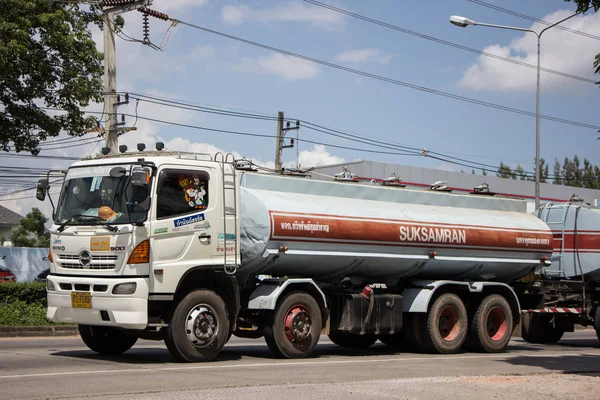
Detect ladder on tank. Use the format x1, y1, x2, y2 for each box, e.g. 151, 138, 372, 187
538, 202, 572, 278
215, 152, 238, 275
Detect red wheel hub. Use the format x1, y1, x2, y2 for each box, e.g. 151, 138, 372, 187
439, 305, 460, 341
284, 304, 312, 343
486, 306, 508, 341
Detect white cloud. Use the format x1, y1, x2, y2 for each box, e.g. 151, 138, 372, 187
190, 45, 217, 59
152, 0, 208, 13
458, 9, 600, 92
221, 1, 345, 29
335, 48, 393, 64
285, 144, 345, 168
235, 53, 320, 80
222, 5, 249, 25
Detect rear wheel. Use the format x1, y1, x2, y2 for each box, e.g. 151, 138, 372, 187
78, 325, 138, 355
328, 333, 377, 349
165, 290, 230, 362
521, 313, 565, 344
265, 291, 322, 359
468, 295, 513, 353
422, 293, 468, 354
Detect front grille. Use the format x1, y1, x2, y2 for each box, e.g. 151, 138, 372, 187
57, 254, 119, 270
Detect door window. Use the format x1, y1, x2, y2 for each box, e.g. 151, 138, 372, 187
156, 169, 209, 219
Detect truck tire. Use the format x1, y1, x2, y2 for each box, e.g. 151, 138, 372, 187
521, 313, 565, 344
78, 325, 138, 355
265, 291, 322, 359
422, 293, 467, 354
165, 290, 230, 362
328, 333, 377, 349
467, 294, 513, 353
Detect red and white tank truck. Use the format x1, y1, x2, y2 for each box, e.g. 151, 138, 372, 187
35, 147, 599, 361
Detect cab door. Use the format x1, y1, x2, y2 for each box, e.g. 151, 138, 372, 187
149, 166, 217, 293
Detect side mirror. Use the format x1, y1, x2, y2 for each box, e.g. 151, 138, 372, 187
131, 167, 151, 187
36, 179, 49, 201
133, 197, 151, 213
110, 167, 127, 178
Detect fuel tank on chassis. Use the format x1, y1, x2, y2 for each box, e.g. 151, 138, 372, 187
538, 203, 600, 281
237, 173, 553, 284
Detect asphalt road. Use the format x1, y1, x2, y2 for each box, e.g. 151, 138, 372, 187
1, 331, 600, 399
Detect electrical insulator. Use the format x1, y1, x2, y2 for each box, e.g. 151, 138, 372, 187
142, 13, 150, 44
138, 7, 170, 21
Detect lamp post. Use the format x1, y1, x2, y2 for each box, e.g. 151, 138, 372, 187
449, 11, 584, 210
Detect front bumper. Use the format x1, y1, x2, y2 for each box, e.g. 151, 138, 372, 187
46, 275, 149, 330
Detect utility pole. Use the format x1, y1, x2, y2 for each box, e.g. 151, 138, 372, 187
274, 111, 284, 172
274, 112, 300, 172
103, 10, 118, 155
99, 1, 152, 154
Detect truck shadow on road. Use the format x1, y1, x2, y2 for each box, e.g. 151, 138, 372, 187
49, 337, 599, 365
502, 354, 600, 375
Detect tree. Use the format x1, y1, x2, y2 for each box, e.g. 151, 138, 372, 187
515, 164, 527, 181
496, 162, 514, 179
530, 157, 549, 183
10, 208, 50, 247
0, 0, 103, 154
582, 158, 597, 189
481, 168, 488, 176
553, 158, 562, 185
565, 1, 600, 86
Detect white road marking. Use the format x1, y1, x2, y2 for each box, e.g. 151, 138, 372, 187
1, 351, 599, 380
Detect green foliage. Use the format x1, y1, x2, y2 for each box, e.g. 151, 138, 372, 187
10, 207, 50, 247
564, 0, 600, 12
497, 162, 516, 179
564, 1, 600, 87
0, 282, 47, 306
0, 300, 48, 326
0, 0, 103, 154
514, 164, 527, 181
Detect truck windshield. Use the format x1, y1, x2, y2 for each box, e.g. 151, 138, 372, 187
55, 164, 149, 225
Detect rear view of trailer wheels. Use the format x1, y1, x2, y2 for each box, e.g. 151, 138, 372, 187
420, 293, 468, 354
265, 291, 322, 359
466, 294, 513, 353
165, 289, 230, 362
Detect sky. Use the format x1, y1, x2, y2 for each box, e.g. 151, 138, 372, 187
1, 0, 599, 221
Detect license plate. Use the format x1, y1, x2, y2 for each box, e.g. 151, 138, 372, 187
71, 292, 92, 308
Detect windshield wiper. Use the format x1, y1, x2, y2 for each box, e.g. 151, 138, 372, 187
57, 214, 119, 233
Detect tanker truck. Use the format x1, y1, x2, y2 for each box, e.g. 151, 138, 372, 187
514, 201, 600, 344
36, 148, 582, 362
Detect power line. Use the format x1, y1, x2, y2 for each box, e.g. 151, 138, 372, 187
467, 0, 600, 41
170, 19, 600, 131
301, 0, 596, 84
129, 90, 535, 166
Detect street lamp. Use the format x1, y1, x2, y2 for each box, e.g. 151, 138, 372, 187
449, 10, 585, 209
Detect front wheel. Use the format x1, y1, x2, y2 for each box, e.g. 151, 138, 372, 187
265, 291, 322, 359
165, 290, 230, 362
78, 325, 138, 355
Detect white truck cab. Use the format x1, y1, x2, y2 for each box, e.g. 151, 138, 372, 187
39, 150, 240, 359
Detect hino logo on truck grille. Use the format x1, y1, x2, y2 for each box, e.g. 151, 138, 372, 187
79, 250, 92, 266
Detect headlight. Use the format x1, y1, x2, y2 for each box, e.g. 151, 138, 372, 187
112, 282, 137, 295
46, 280, 56, 292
